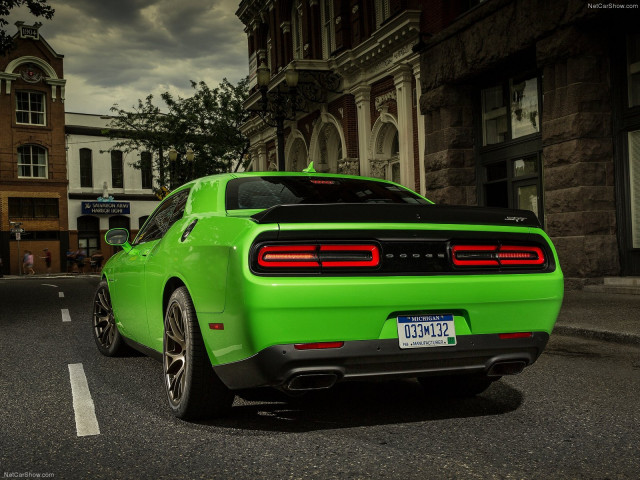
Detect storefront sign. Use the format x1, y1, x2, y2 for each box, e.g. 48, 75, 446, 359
82, 201, 130, 215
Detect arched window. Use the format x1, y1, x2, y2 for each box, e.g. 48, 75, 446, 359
80, 148, 93, 187
292, 0, 304, 59
18, 145, 47, 178
109, 215, 130, 231
320, 0, 335, 59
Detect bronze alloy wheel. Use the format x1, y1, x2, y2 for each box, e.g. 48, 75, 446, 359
164, 300, 187, 407
162, 286, 234, 419
92, 280, 126, 356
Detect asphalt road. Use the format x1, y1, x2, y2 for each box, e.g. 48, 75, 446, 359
0, 277, 638, 480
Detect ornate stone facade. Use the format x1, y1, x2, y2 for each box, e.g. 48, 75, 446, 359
418, 0, 640, 285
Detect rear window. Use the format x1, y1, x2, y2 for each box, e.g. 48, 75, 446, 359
226, 176, 428, 210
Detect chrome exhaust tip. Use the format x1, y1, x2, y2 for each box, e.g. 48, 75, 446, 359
286, 373, 338, 391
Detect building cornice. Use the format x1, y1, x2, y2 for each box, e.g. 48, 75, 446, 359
332, 10, 422, 83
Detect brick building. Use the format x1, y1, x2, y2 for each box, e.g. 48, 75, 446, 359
416, 0, 640, 285
0, 24, 159, 275
0, 22, 68, 275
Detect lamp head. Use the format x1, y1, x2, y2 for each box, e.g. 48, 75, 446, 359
257, 62, 270, 88
285, 66, 299, 88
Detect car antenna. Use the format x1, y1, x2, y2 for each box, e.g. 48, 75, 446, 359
302, 161, 316, 173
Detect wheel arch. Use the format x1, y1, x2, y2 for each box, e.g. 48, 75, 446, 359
162, 276, 187, 319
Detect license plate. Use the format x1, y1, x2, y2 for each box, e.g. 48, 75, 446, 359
397, 314, 457, 349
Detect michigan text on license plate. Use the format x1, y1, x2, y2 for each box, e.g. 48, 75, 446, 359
397, 314, 457, 349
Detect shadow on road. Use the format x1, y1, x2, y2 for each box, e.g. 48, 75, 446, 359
202, 379, 523, 432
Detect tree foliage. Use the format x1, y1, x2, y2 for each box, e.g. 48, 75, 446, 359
104, 78, 250, 193
0, 0, 54, 55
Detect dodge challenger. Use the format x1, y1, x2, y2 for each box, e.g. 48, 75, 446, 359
93, 170, 564, 419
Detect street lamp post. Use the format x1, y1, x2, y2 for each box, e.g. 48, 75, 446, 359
168, 147, 195, 187
256, 63, 299, 171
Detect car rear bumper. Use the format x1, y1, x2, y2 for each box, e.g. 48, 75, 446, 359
213, 332, 549, 390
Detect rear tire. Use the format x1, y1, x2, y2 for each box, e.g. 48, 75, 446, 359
418, 373, 496, 398
92, 280, 128, 356
163, 286, 234, 420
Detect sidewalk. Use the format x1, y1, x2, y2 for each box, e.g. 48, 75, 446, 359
1, 273, 638, 345
553, 289, 640, 346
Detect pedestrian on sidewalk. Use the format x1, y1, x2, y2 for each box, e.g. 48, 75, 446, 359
23, 250, 35, 275
41, 248, 52, 275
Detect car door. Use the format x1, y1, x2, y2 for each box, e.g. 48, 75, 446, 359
142, 190, 190, 352
111, 192, 185, 345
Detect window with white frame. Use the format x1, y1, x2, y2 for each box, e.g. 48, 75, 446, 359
375, 0, 391, 28
18, 145, 47, 178
292, 0, 304, 60
320, 0, 335, 59
16, 91, 45, 125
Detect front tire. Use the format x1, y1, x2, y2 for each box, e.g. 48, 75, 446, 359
92, 280, 128, 356
163, 286, 234, 420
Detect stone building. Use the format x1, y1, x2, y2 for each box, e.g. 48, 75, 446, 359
0, 22, 68, 275
417, 0, 640, 285
236, 0, 448, 195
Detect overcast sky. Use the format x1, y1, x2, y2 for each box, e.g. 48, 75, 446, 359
7, 0, 249, 114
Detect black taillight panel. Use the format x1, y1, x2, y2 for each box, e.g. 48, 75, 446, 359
249, 230, 556, 276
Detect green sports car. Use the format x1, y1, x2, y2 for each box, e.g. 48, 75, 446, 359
93, 171, 563, 419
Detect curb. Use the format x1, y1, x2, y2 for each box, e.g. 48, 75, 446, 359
553, 325, 640, 346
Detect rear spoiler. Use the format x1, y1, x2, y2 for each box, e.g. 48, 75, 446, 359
251, 204, 541, 228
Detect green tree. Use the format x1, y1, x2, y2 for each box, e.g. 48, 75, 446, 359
105, 78, 250, 195
0, 0, 54, 55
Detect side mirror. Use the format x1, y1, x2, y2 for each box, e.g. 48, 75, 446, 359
105, 228, 132, 253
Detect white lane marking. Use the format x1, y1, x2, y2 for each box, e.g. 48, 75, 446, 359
68, 363, 100, 437
59, 291, 65, 298
42, 284, 58, 288
61, 309, 71, 322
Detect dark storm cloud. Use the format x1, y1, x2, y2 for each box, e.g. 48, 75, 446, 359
6, 0, 248, 113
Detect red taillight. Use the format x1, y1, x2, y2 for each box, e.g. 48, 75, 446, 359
257, 244, 380, 269
499, 332, 533, 339
319, 245, 380, 267
452, 244, 545, 268
498, 245, 545, 265
451, 245, 499, 266
294, 341, 344, 350
258, 245, 320, 268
